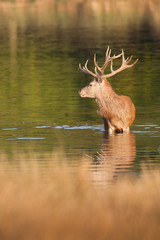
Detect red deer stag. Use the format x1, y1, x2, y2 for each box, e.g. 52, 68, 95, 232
78, 47, 138, 134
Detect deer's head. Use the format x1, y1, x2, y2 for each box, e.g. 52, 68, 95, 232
78, 47, 138, 99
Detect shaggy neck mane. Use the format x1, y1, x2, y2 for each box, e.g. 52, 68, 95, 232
96, 80, 120, 118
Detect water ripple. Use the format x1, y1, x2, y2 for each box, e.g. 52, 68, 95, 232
54, 124, 104, 131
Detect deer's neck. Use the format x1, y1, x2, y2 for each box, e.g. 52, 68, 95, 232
96, 82, 120, 118
96, 81, 118, 103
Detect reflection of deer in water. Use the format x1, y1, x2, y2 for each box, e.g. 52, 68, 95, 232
78, 47, 138, 134
91, 133, 136, 186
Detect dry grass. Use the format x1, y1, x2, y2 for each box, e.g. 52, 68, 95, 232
0, 151, 159, 240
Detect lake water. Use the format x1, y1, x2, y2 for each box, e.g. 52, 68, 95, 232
0, 1, 159, 185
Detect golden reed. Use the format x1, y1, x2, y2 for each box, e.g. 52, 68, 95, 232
0, 150, 159, 240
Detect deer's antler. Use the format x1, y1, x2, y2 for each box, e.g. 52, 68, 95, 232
103, 49, 138, 78
79, 60, 98, 79
79, 47, 138, 80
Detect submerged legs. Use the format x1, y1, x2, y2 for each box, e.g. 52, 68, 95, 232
103, 117, 130, 134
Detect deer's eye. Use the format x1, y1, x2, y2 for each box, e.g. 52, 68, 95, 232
89, 84, 92, 87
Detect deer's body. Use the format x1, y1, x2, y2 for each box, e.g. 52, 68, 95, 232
97, 81, 135, 133
78, 47, 138, 134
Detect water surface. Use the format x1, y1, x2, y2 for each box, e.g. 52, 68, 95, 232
0, 1, 159, 185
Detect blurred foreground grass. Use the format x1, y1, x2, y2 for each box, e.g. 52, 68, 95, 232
0, 151, 160, 240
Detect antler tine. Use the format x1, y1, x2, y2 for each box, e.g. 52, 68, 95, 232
106, 46, 110, 57
94, 54, 102, 74
103, 49, 138, 79
110, 59, 114, 73
79, 62, 90, 75
79, 63, 84, 72
105, 46, 111, 59
79, 60, 98, 78
79, 63, 88, 74
95, 66, 99, 75
125, 56, 130, 62
79, 48, 138, 80
101, 47, 123, 73
121, 49, 125, 64
84, 59, 89, 69
128, 58, 139, 67
126, 55, 133, 64
100, 47, 112, 73
122, 51, 138, 67
112, 52, 123, 60
94, 47, 123, 76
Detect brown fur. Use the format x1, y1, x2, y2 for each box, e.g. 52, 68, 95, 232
78, 47, 138, 133
79, 78, 135, 133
